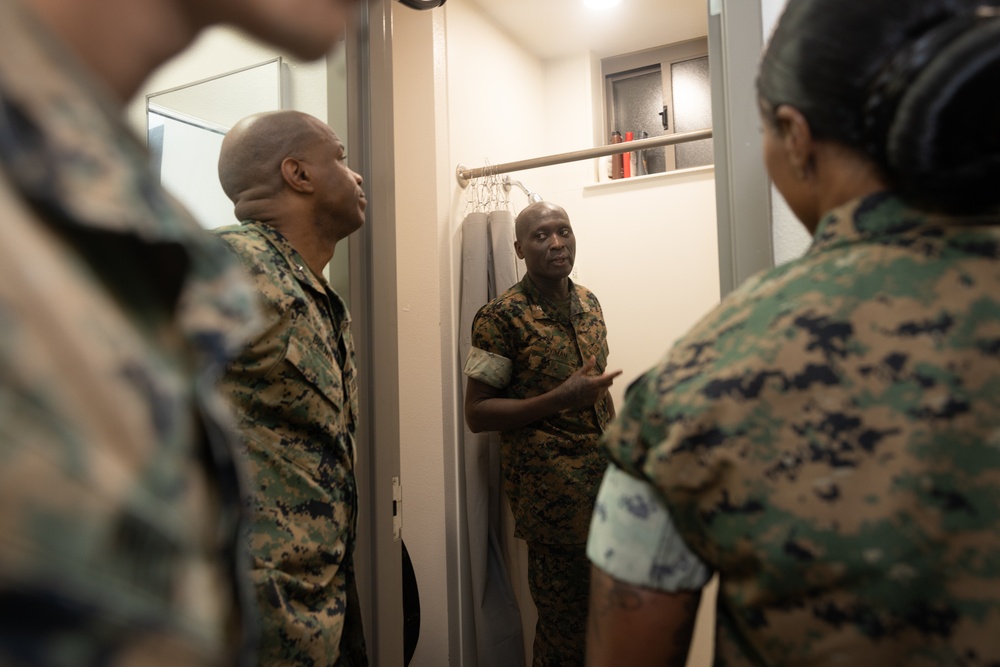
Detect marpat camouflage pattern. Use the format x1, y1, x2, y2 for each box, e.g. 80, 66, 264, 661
605, 193, 1000, 666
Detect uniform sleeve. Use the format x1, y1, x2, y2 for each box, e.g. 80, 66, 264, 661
587, 464, 712, 591
463, 305, 513, 389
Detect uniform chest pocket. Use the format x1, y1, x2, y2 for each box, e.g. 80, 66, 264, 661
283, 332, 345, 414
250, 332, 346, 477
526, 353, 577, 382
525, 342, 606, 381
586, 341, 608, 374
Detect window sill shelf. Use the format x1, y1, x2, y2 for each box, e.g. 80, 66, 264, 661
583, 164, 714, 193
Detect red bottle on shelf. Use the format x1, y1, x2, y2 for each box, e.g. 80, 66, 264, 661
623, 131, 633, 178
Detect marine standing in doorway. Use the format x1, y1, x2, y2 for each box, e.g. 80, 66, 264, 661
464, 201, 622, 666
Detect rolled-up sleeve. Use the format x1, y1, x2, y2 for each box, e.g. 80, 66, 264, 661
587, 463, 712, 591
463, 346, 512, 389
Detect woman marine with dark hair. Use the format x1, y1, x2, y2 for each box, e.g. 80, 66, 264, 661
585, 1, 1000, 665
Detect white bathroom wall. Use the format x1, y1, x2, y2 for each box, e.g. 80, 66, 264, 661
391, 5, 456, 667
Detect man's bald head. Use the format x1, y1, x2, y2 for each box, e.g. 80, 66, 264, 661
515, 201, 568, 243
218, 110, 327, 207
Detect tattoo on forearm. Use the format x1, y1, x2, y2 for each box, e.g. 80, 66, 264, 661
588, 578, 642, 644
588, 575, 701, 667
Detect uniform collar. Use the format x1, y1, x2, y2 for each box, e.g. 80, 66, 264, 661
243, 221, 347, 314
520, 273, 591, 320
808, 192, 998, 255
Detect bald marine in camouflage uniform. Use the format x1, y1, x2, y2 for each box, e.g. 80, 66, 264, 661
213, 111, 369, 666
464, 201, 622, 666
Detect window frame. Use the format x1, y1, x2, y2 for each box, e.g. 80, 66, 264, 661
601, 37, 711, 174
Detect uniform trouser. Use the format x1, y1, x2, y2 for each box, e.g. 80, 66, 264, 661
255, 548, 369, 667
526, 542, 591, 667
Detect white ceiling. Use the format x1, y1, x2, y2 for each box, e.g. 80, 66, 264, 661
465, 0, 708, 61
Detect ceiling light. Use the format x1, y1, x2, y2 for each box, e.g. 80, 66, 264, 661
584, 0, 623, 9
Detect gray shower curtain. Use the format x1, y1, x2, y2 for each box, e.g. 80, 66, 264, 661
458, 210, 526, 667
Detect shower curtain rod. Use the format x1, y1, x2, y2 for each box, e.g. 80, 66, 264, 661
455, 128, 713, 188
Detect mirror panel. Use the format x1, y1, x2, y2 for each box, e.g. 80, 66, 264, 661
146, 58, 284, 229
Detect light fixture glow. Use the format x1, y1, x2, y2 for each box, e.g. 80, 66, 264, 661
584, 0, 623, 9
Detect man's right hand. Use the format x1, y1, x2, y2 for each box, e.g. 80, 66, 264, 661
559, 356, 623, 410
465, 356, 623, 433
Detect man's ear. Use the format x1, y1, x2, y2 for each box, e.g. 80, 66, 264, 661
513, 239, 524, 260
774, 105, 815, 180
280, 157, 315, 193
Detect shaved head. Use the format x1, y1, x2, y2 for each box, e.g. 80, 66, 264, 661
515, 201, 569, 242
218, 110, 328, 218
216, 109, 365, 266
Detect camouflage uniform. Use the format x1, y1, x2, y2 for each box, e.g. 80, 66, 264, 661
464, 274, 612, 666
0, 2, 259, 665
214, 221, 367, 667
604, 193, 1000, 666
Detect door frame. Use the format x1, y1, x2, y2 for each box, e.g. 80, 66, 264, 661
708, 0, 774, 295
345, 0, 405, 663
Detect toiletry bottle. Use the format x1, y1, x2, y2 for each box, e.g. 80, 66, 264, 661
610, 130, 623, 179
623, 131, 633, 178
622, 132, 637, 178
638, 130, 649, 176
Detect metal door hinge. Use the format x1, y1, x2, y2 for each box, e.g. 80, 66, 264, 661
392, 476, 402, 541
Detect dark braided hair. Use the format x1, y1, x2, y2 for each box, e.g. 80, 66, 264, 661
758, 0, 1000, 214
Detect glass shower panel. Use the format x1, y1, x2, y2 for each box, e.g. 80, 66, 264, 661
147, 59, 283, 230
671, 56, 714, 169
611, 68, 666, 174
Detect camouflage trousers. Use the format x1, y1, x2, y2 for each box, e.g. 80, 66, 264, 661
254, 549, 368, 667
526, 542, 590, 667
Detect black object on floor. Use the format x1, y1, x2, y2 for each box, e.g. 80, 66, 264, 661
402, 540, 421, 666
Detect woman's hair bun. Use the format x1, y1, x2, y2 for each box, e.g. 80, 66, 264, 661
886, 11, 1000, 212
759, 1, 1000, 214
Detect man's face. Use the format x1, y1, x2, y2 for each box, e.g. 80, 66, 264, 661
306, 121, 367, 241
515, 210, 576, 284
185, 0, 364, 62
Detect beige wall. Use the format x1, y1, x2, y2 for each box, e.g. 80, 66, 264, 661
392, 6, 456, 667
444, 5, 552, 662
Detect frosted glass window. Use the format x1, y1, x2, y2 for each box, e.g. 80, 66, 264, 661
610, 68, 666, 174
671, 56, 713, 169
602, 39, 712, 177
